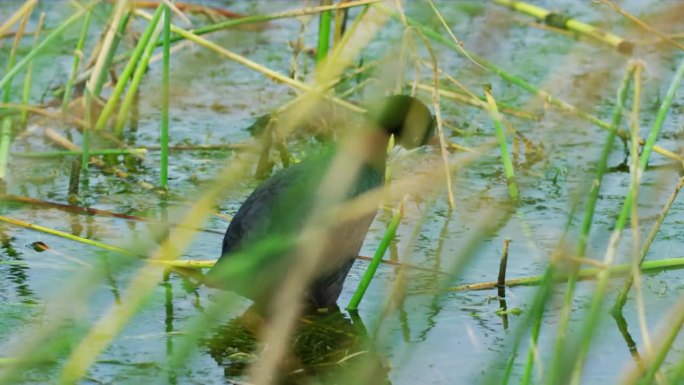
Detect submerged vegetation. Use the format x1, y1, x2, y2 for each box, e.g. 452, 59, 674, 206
0, 0, 683, 384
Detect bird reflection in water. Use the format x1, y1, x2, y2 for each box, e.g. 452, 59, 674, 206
202, 306, 391, 385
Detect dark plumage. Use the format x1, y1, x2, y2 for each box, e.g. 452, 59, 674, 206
205, 95, 434, 311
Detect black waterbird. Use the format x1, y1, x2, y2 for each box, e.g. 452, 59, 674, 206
205, 95, 435, 312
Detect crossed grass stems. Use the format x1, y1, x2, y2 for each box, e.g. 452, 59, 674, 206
0, 0, 683, 384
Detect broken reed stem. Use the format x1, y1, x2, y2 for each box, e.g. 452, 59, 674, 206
497, 239, 511, 299
67, 159, 81, 205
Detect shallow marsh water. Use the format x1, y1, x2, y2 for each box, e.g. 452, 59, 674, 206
1, 0, 684, 384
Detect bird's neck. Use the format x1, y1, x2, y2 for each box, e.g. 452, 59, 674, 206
355, 130, 390, 171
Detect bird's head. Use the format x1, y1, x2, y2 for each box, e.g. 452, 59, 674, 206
366, 95, 435, 149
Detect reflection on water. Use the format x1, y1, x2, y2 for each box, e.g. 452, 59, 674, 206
203, 307, 390, 385
0, 230, 35, 303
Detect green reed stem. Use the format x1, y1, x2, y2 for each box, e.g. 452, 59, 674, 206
316, 0, 332, 65
61, 8, 93, 113
484, 86, 518, 201
20, 14, 44, 130
95, 6, 163, 131
347, 202, 404, 311
113, 13, 164, 135
14, 149, 146, 158
160, 3, 171, 189
569, 55, 684, 385
546, 63, 634, 385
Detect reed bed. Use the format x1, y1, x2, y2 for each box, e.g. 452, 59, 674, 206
0, 1, 683, 384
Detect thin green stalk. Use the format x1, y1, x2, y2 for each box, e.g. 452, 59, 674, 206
347, 202, 404, 311
160, 3, 171, 189
20, 14, 44, 129
13, 149, 146, 158
95, 6, 163, 131
569, 54, 684, 385
547, 64, 635, 385
61, 8, 93, 113
484, 86, 518, 201
113, 14, 165, 135
316, 0, 332, 65
0, 5, 90, 92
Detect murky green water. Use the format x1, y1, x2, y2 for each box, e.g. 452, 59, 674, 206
1, 0, 683, 384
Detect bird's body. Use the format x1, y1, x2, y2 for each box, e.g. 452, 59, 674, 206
209, 149, 384, 308
206, 95, 434, 311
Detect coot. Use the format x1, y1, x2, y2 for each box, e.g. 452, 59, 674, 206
205, 95, 434, 311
